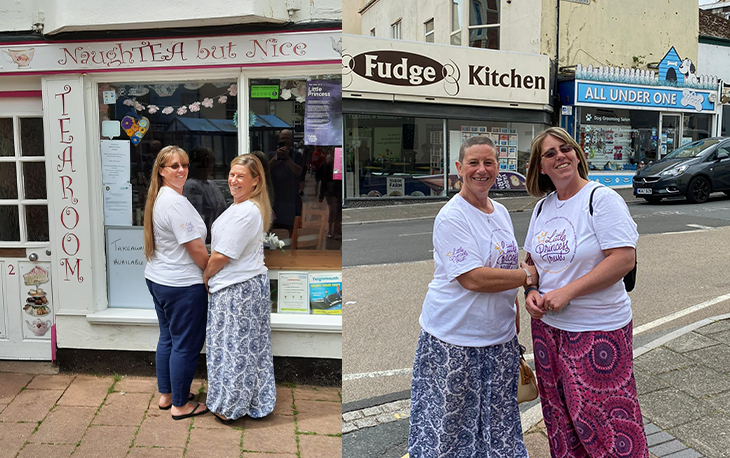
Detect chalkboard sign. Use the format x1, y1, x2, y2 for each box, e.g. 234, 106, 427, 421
106, 226, 153, 309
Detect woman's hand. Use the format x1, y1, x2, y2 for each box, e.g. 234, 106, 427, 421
520, 261, 538, 288
538, 287, 573, 313
515, 298, 521, 334
524, 289, 544, 319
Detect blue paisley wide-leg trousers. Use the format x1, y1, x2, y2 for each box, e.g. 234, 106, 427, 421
206, 273, 276, 420
408, 330, 528, 458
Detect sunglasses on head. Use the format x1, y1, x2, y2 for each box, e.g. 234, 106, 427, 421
541, 144, 573, 160
162, 163, 189, 170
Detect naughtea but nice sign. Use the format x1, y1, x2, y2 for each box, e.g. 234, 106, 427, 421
342, 35, 550, 107
0, 30, 340, 74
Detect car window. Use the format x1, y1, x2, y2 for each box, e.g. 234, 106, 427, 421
716, 145, 730, 160
664, 138, 722, 159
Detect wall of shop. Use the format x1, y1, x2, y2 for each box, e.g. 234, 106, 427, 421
541, 0, 698, 70
343, 0, 366, 35
698, 40, 730, 82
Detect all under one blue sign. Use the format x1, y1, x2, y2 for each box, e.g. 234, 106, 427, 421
576, 81, 714, 112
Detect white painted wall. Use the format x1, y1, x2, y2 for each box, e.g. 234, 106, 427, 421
0, 0, 342, 34
698, 42, 730, 81
360, 0, 541, 54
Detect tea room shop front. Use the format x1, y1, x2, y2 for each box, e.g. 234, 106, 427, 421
0, 29, 343, 361
342, 35, 552, 203
558, 49, 722, 188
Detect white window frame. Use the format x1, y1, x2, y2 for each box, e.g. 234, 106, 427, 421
451, 0, 463, 46
370, 28, 376, 37
391, 19, 402, 39
466, 0, 500, 50
424, 18, 435, 43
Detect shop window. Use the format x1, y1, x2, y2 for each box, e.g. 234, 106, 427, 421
345, 114, 446, 199
425, 19, 435, 43
0, 116, 48, 243
468, 0, 499, 49
577, 107, 659, 169
683, 114, 712, 144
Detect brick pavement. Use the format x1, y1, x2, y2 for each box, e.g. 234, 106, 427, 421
0, 372, 341, 458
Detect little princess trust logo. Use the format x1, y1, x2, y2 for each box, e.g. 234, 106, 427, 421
180, 222, 195, 234
493, 240, 518, 269
446, 247, 469, 264
533, 217, 577, 273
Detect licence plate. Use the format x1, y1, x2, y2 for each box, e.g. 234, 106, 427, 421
636, 188, 652, 195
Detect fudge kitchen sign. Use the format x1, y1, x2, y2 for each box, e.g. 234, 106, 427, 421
343, 35, 550, 106
0, 30, 341, 74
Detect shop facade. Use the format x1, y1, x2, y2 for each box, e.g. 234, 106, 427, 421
342, 35, 552, 203
0, 28, 342, 362
559, 47, 722, 188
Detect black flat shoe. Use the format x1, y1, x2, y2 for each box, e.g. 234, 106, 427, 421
214, 414, 236, 425
159, 392, 195, 410
171, 402, 209, 420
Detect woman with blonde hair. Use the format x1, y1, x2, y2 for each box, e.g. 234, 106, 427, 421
144, 145, 210, 420
523, 127, 646, 457
203, 153, 276, 424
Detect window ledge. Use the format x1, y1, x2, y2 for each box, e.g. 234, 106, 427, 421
86, 309, 342, 333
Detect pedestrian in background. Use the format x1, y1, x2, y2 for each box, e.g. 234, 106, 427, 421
408, 136, 536, 458
524, 127, 647, 458
203, 154, 276, 424
143, 145, 210, 421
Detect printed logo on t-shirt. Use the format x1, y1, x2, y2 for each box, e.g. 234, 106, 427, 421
533, 216, 577, 273
180, 222, 195, 234
446, 247, 468, 264
489, 229, 518, 269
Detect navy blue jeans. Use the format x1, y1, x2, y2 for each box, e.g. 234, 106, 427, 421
146, 280, 208, 407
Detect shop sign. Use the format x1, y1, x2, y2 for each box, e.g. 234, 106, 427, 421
251, 85, 280, 99
576, 81, 715, 113
0, 30, 340, 74
343, 35, 549, 107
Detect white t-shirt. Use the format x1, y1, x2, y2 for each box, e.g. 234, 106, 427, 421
419, 194, 520, 347
144, 186, 207, 287
207, 200, 267, 294
524, 182, 638, 332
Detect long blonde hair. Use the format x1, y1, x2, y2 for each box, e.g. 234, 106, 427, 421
230, 154, 272, 231
143, 145, 189, 260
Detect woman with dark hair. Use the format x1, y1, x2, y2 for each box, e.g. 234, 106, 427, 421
203, 154, 276, 424
143, 145, 210, 421
524, 127, 646, 457
408, 136, 535, 458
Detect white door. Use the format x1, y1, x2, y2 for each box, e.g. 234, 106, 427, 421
0, 97, 54, 360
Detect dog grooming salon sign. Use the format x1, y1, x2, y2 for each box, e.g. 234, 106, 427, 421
575, 47, 717, 113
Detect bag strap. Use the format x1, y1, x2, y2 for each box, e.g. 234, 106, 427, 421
589, 185, 599, 216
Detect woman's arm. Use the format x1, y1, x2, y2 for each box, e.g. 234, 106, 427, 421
539, 246, 635, 313
203, 251, 231, 288
456, 261, 537, 293
183, 238, 209, 271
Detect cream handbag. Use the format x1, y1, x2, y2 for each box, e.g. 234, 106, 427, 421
517, 345, 539, 404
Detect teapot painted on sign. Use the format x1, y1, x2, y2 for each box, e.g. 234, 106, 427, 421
25, 319, 51, 336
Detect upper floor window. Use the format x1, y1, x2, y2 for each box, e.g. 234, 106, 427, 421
451, 0, 462, 45
391, 19, 402, 39
468, 0, 499, 49
370, 28, 376, 36
425, 19, 435, 43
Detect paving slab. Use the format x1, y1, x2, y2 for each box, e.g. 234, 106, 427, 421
0, 421, 38, 456
683, 343, 730, 375
73, 425, 137, 458
649, 439, 689, 457
127, 447, 185, 458
695, 320, 730, 336
57, 375, 113, 407
16, 443, 75, 458
115, 376, 158, 393
25, 374, 75, 391
670, 413, 730, 458
657, 364, 730, 399
710, 329, 730, 345
295, 400, 342, 435
294, 386, 341, 402
186, 426, 242, 458
523, 431, 552, 458
134, 409, 191, 448
638, 388, 715, 429
31, 405, 97, 444
634, 348, 697, 375
93, 392, 152, 426
635, 368, 671, 396
0, 389, 63, 422
241, 414, 298, 454
0, 373, 33, 404
298, 434, 343, 458
273, 385, 295, 416
708, 389, 730, 414
663, 332, 722, 354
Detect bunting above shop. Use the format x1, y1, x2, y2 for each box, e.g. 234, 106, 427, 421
0, 30, 341, 75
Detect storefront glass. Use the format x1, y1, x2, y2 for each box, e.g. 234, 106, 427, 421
577, 107, 659, 169
683, 113, 712, 143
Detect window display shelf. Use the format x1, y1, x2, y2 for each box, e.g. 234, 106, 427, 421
264, 250, 342, 271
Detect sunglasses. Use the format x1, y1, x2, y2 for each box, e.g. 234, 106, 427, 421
162, 163, 190, 170
541, 144, 573, 160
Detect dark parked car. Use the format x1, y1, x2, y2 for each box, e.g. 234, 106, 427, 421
633, 137, 730, 203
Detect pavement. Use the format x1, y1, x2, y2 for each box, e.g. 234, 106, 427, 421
342, 190, 730, 457
0, 365, 342, 458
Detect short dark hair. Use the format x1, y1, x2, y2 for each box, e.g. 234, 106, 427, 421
459, 136, 497, 163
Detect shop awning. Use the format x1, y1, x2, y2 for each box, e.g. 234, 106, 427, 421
250, 114, 292, 128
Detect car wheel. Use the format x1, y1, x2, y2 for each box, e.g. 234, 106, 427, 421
687, 176, 711, 203
644, 197, 662, 204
